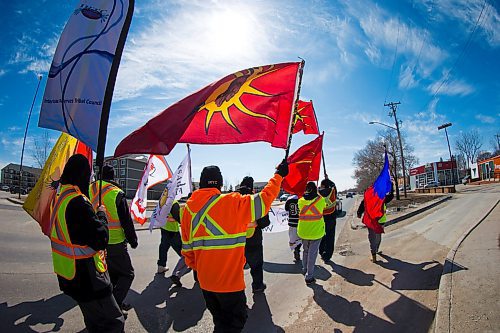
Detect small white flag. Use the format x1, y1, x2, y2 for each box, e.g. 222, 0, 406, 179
130, 155, 172, 224
149, 149, 192, 230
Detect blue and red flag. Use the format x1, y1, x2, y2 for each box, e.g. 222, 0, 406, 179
362, 151, 392, 233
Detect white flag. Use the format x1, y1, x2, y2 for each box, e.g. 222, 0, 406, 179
149, 150, 192, 230
130, 155, 172, 224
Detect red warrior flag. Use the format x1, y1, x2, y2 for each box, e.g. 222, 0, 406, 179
115, 62, 301, 156
292, 100, 319, 135
282, 134, 323, 196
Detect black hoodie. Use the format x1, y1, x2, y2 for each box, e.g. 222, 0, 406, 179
57, 155, 112, 302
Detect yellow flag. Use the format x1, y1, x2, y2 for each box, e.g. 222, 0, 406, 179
23, 133, 92, 236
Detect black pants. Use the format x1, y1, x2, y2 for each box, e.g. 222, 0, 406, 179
107, 242, 135, 306
78, 294, 125, 333
319, 214, 337, 261
157, 229, 182, 267
368, 228, 382, 254
245, 244, 264, 289
202, 289, 247, 333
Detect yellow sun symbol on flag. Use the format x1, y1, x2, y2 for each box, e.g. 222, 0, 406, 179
199, 66, 279, 134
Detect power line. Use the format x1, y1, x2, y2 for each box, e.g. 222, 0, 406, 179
421, 0, 488, 111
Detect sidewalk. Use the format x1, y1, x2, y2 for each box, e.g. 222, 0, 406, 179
434, 200, 500, 332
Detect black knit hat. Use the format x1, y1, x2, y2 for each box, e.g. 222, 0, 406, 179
102, 165, 114, 181
240, 176, 254, 189
200, 166, 223, 189
320, 178, 334, 189
305, 181, 318, 194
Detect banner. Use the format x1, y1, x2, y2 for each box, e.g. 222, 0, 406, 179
23, 133, 92, 236
114, 62, 301, 157
149, 149, 192, 230
38, 0, 134, 152
130, 155, 172, 224
262, 206, 289, 233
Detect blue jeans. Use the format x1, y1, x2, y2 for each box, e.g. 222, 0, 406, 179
302, 239, 321, 280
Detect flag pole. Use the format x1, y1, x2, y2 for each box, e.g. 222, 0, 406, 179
285, 59, 306, 160
95, 0, 135, 206
187, 144, 192, 192
310, 101, 328, 180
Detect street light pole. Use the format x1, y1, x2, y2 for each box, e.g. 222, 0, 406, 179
19, 74, 43, 199
438, 122, 459, 186
385, 102, 407, 198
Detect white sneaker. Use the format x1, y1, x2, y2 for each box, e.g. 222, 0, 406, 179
157, 265, 169, 274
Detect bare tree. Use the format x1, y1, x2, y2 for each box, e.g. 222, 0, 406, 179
353, 129, 418, 197
455, 130, 483, 169
490, 135, 500, 156
30, 131, 52, 168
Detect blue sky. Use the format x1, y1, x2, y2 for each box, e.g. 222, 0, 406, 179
1, 0, 499, 190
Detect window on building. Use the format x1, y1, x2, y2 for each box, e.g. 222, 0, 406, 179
112, 160, 117, 166
121, 159, 126, 166
120, 180, 126, 188
120, 169, 125, 176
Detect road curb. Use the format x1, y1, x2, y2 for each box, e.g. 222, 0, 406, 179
384, 195, 452, 227
6, 198, 24, 205
434, 199, 500, 333
349, 195, 452, 230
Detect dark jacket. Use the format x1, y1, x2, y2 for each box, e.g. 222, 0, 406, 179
107, 180, 138, 247
284, 195, 299, 227
237, 186, 270, 247
57, 195, 112, 302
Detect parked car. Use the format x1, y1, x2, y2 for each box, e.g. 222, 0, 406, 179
424, 181, 439, 188
10, 186, 27, 195
279, 193, 290, 202
1, 185, 10, 191
346, 192, 354, 198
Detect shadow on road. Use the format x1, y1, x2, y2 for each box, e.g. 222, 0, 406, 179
309, 284, 435, 332
325, 262, 375, 286
377, 253, 443, 290
0, 293, 76, 332
442, 258, 468, 275
128, 274, 206, 332
263, 262, 332, 281
244, 293, 284, 333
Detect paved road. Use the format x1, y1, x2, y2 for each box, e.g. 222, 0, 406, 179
0, 186, 496, 332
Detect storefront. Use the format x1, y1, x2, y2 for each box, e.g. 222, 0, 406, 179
478, 155, 500, 180
409, 160, 458, 189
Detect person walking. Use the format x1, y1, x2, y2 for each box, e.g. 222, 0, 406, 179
237, 176, 270, 293
318, 178, 337, 262
89, 165, 138, 314
284, 194, 301, 262
156, 197, 182, 274
298, 182, 326, 285
50, 154, 124, 332
181, 161, 288, 332
357, 187, 394, 262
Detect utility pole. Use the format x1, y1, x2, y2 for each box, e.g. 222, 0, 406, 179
385, 101, 407, 198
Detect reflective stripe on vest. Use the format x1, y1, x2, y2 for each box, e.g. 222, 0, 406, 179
89, 181, 125, 244
183, 194, 246, 252
246, 221, 257, 238
51, 184, 107, 280
299, 196, 322, 221
323, 189, 337, 215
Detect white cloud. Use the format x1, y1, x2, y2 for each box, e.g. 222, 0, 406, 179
0, 69, 6, 77
8, 126, 21, 132
427, 77, 475, 96
475, 114, 496, 124
418, 0, 500, 48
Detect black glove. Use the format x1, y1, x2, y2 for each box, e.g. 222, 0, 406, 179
275, 159, 289, 177
130, 240, 138, 249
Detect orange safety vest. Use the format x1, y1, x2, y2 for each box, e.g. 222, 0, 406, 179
323, 187, 337, 215
181, 174, 283, 292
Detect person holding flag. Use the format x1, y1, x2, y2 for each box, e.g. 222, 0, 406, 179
181, 160, 288, 332
89, 165, 138, 315
356, 151, 394, 263
318, 178, 338, 263
51, 154, 124, 332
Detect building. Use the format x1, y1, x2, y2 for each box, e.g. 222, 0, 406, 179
1, 163, 42, 190
409, 160, 458, 189
477, 155, 500, 180
96, 155, 168, 199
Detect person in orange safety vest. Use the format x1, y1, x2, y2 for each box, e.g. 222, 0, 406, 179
181, 160, 288, 332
